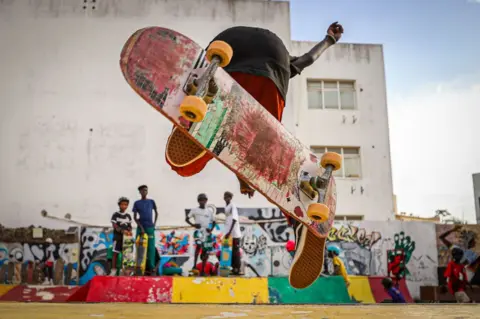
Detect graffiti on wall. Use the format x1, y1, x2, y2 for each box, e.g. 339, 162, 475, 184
435, 224, 480, 285
79, 228, 113, 285
157, 231, 190, 255
326, 224, 383, 276
0, 242, 78, 285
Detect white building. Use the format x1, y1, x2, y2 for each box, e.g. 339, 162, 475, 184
0, 0, 394, 228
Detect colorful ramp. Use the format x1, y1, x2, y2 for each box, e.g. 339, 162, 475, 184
268, 276, 353, 304
172, 277, 269, 304
0, 285, 81, 302
0, 276, 414, 304
348, 276, 376, 303
368, 277, 413, 303
84, 276, 173, 302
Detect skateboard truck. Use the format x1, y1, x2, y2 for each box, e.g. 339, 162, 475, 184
180, 41, 233, 123
304, 152, 342, 223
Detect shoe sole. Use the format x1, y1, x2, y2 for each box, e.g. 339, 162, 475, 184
288, 225, 326, 289
166, 127, 206, 167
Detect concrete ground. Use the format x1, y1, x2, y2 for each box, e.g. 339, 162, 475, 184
0, 303, 479, 319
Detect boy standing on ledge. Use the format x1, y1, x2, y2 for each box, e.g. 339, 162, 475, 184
133, 185, 158, 275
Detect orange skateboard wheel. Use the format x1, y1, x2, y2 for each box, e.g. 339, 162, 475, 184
306, 203, 329, 222
320, 152, 342, 171
179, 96, 207, 122
206, 41, 233, 68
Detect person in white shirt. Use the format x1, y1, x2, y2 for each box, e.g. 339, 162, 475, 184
185, 193, 216, 269
223, 191, 242, 275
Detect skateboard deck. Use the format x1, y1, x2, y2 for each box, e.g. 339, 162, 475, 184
54, 259, 65, 285
219, 237, 233, 277
121, 231, 136, 276
0, 264, 7, 284
120, 27, 338, 288
7, 262, 14, 283
135, 233, 148, 275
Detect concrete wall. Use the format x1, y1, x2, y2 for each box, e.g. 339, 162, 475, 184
3, 219, 480, 301
473, 173, 480, 224
0, 0, 393, 227
290, 41, 394, 221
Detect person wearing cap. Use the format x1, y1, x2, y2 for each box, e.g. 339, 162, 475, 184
223, 191, 242, 275
327, 245, 350, 287
132, 185, 158, 275
186, 193, 216, 269
109, 197, 133, 276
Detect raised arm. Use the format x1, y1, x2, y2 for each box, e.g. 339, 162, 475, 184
290, 22, 343, 76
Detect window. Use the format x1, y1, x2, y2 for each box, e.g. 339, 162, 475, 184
310, 146, 361, 178
334, 215, 364, 221
307, 80, 356, 110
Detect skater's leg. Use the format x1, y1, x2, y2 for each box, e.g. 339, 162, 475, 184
231, 238, 241, 274
145, 227, 156, 273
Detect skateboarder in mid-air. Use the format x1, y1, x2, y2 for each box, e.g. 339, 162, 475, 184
166, 22, 343, 288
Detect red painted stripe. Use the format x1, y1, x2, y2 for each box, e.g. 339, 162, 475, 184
85, 276, 173, 303
368, 277, 413, 303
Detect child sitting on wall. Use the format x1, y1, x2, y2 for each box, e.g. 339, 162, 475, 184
193, 250, 217, 276
381, 277, 406, 303
444, 247, 471, 303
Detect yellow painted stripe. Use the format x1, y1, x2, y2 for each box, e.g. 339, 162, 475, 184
348, 276, 376, 304
0, 285, 16, 297
172, 277, 269, 304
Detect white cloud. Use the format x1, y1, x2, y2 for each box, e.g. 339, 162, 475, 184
388, 74, 480, 222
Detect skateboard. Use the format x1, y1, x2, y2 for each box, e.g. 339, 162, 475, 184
0, 264, 7, 284
120, 27, 340, 289
54, 259, 65, 285
7, 262, 14, 283
218, 237, 232, 277
135, 233, 148, 275
121, 231, 136, 276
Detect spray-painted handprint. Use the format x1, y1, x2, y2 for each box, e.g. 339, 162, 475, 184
390, 231, 416, 278
394, 232, 416, 263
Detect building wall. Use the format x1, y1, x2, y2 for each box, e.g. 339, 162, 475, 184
0, 0, 292, 227
290, 41, 394, 221
473, 173, 480, 224
0, 0, 393, 227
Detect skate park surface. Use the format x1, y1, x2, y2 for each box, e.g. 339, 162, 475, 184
0, 303, 479, 319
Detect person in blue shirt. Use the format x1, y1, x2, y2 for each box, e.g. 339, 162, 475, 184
132, 185, 158, 275
381, 277, 406, 303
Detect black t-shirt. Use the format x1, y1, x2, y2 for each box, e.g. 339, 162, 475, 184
111, 211, 132, 237
210, 26, 302, 100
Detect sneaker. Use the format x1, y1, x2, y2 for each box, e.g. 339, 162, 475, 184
288, 219, 326, 289
42, 278, 50, 285
166, 127, 206, 168
109, 269, 117, 276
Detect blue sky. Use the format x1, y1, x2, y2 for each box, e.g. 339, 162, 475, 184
289, 0, 480, 221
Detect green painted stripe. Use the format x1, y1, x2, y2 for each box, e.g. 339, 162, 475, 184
268, 276, 354, 304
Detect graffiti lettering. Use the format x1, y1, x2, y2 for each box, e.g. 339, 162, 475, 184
328, 225, 381, 249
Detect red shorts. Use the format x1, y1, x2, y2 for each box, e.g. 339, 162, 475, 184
166, 72, 285, 177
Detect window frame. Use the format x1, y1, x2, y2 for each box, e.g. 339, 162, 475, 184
334, 215, 365, 221
307, 79, 357, 110
310, 146, 362, 179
